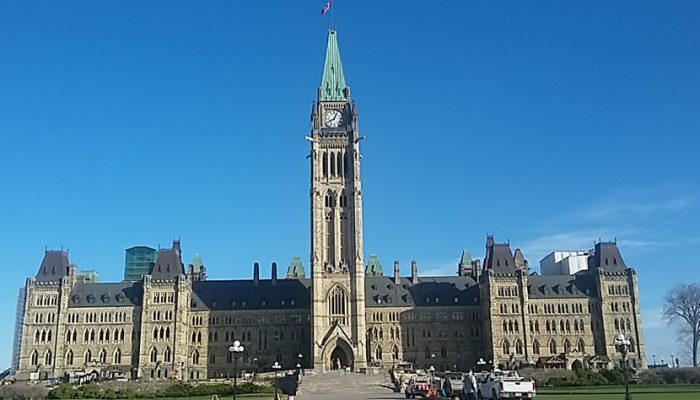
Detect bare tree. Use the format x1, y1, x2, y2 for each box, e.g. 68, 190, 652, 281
663, 283, 700, 367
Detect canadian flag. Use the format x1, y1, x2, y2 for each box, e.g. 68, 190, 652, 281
321, 0, 332, 15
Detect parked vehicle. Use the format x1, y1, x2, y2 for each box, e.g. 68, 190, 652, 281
405, 375, 431, 398
442, 372, 464, 399
478, 370, 536, 400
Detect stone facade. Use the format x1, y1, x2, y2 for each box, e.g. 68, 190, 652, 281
14, 29, 646, 381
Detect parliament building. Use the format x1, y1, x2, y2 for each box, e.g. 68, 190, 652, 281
15, 30, 646, 381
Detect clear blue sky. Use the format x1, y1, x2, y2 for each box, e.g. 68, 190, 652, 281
1, 1, 699, 367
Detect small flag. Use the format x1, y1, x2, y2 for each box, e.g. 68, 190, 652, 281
321, 0, 332, 15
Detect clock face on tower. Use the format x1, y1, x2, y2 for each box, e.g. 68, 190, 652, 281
324, 109, 342, 127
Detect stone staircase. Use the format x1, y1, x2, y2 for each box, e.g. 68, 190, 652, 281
298, 370, 395, 398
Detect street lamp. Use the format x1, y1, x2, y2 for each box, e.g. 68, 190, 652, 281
272, 361, 282, 400
428, 365, 436, 395
228, 340, 245, 400
297, 353, 304, 376
251, 357, 259, 381
652, 353, 656, 367
614, 334, 633, 400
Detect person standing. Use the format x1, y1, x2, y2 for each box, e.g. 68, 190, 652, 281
463, 370, 477, 400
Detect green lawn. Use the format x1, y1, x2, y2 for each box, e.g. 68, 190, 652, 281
538, 385, 700, 400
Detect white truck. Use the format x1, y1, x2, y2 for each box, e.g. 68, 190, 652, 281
478, 370, 536, 400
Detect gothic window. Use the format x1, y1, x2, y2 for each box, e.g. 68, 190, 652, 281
535, 320, 540, 332
565, 320, 571, 333
328, 285, 348, 325
392, 346, 399, 360
120, 329, 125, 341
45, 350, 52, 366
563, 339, 571, 354
192, 350, 200, 365
114, 348, 122, 364
440, 346, 447, 358
549, 340, 557, 355
560, 320, 565, 332
580, 319, 585, 333
330, 151, 336, 176
502, 321, 507, 333
66, 350, 74, 365
515, 320, 519, 332
546, 320, 551, 332
99, 349, 107, 363
197, 331, 202, 343
424, 346, 431, 359
614, 318, 620, 331
629, 339, 636, 353
154, 328, 159, 340
577, 338, 585, 353
532, 340, 540, 355
164, 347, 172, 362
375, 346, 383, 361
627, 318, 632, 332
30, 350, 38, 366
323, 152, 328, 178
150, 348, 157, 363
515, 340, 523, 355
502, 340, 510, 355
574, 320, 579, 332
85, 349, 92, 363
166, 327, 171, 340
336, 152, 343, 178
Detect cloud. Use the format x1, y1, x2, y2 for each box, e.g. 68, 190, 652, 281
577, 192, 695, 223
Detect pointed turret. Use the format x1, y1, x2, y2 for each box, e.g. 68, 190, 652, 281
319, 29, 348, 101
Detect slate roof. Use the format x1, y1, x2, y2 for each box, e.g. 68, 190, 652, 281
588, 242, 627, 272
528, 274, 595, 298
68, 281, 143, 308
149, 241, 185, 280
190, 279, 312, 311
35, 250, 70, 282
365, 276, 480, 307
484, 236, 518, 274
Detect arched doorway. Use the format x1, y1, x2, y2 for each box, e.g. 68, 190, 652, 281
571, 359, 583, 371
330, 345, 350, 370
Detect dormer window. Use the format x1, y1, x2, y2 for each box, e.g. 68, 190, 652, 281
115, 294, 124, 303
72, 295, 81, 304
454, 297, 459, 303
435, 297, 440, 303
101, 294, 110, 303
281, 300, 286, 306
605, 258, 609, 265
425, 297, 430, 303
232, 301, 237, 307
86, 294, 95, 304
290, 300, 295, 306
261, 300, 266, 306
242, 300, 246, 307
212, 301, 217, 308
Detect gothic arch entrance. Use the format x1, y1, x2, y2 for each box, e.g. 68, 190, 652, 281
324, 338, 354, 371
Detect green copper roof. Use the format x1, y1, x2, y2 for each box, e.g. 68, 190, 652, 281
287, 256, 306, 279
191, 253, 204, 272
365, 254, 383, 276
320, 29, 348, 101
460, 249, 472, 266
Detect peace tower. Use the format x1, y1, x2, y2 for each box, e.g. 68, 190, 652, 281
309, 29, 367, 370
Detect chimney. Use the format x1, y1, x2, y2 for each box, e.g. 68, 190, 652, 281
172, 239, 181, 255
411, 260, 419, 284
393, 260, 401, 284
253, 262, 260, 287
271, 262, 278, 287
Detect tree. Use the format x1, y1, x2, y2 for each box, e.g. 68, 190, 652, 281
663, 283, 700, 367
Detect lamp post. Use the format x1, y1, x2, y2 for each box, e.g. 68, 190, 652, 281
614, 334, 633, 400
229, 341, 245, 400
297, 353, 304, 376
272, 361, 282, 400
652, 353, 656, 368
428, 365, 436, 395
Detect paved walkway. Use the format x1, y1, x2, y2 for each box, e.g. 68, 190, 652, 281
298, 370, 400, 400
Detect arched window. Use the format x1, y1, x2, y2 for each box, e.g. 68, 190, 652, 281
424, 346, 431, 359
614, 318, 620, 331
508, 321, 513, 332
99, 349, 107, 363
375, 346, 383, 361
565, 320, 571, 332
114, 348, 122, 364
560, 320, 565, 332
392, 346, 399, 360
535, 320, 540, 332
502, 321, 508, 333
577, 338, 585, 353
120, 329, 125, 341
515, 340, 523, 355
197, 331, 202, 343
330, 152, 336, 176
532, 340, 540, 355
45, 350, 52, 366
627, 318, 632, 332
629, 339, 636, 353
502, 339, 510, 355
574, 319, 579, 332
336, 152, 343, 178
563, 339, 571, 354
41, 330, 46, 342
90, 329, 95, 342
85, 349, 92, 363
328, 286, 348, 325
580, 319, 585, 333
105, 329, 110, 341
322, 152, 328, 178
549, 340, 557, 355
192, 350, 200, 365
30, 350, 39, 366
150, 347, 157, 363
164, 346, 172, 362
66, 350, 74, 365
440, 346, 447, 358
166, 327, 171, 340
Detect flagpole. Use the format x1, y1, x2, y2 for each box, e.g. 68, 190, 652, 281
331, 0, 335, 29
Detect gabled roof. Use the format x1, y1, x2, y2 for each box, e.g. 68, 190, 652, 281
319, 29, 348, 101
35, 250, 70, 282
68, 281, 143, 308
190, 278, 311, 311
365, 275, 479, 307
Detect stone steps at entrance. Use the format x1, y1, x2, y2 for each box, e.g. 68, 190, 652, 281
299, 370, 395, 397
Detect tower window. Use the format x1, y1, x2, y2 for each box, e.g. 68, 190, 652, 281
328, 285, 347, 325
